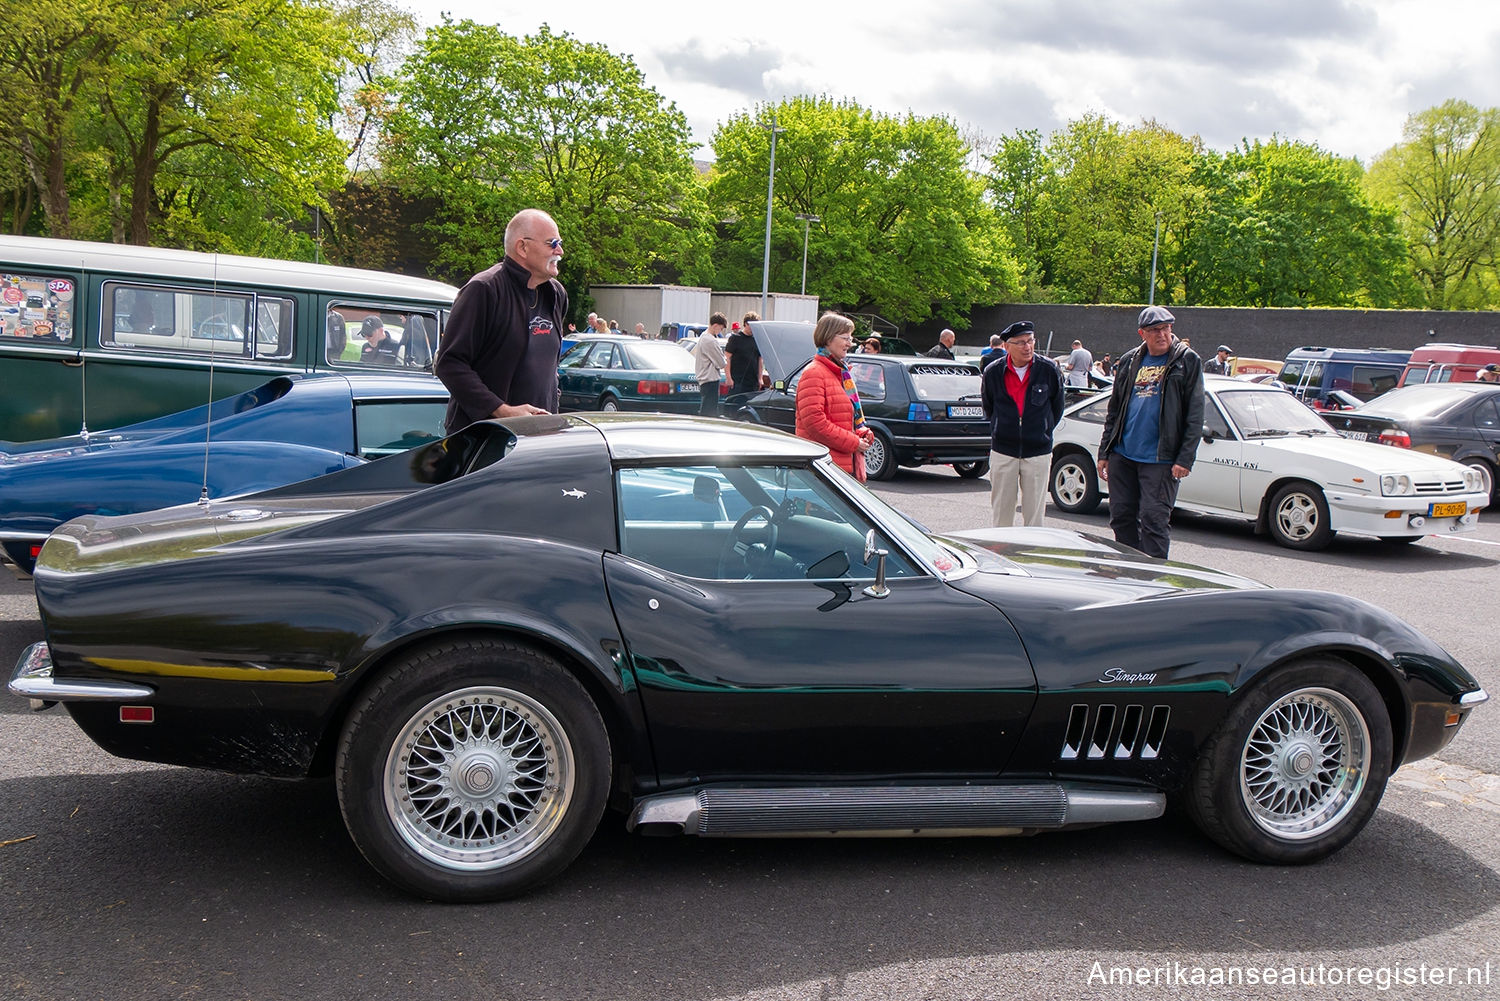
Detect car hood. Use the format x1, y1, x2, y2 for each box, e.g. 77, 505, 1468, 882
1244, 433, 1470, 476
750, 321, 819, 384
943, 526, 1266, 600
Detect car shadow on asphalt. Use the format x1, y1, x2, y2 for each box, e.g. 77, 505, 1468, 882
2, 768, 1495, 1001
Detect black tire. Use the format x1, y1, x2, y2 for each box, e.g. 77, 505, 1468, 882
598, 395, 622, 413
864, 429, 897, 481
952, 460, 989, 479
1186, 657, 1391, 864
1462, 457, 1497, 505
1267, 481, 1334, 550
1049, 452, 1101, 514
336, 638, 610, 902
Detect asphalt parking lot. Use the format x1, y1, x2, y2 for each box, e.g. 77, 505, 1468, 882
2, 479, 1496, 1001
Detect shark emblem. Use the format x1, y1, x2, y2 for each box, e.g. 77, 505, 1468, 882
561, 488, 587, 499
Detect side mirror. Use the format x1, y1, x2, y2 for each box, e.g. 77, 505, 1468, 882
1201, 424, 1216, 441
862, 529, 890, 599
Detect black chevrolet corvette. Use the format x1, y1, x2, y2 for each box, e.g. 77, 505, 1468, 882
9, 413, 1488, 902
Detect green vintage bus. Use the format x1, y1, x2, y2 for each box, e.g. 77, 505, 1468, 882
1, 235, 458, 442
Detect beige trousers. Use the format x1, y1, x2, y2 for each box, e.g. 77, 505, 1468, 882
989, 451, 1050, 527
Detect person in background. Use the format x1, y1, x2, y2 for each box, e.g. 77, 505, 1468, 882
927, 328, 956, 359
1204, 344, 1232, 376
981, 321, 1063, 526
1097, 306, 1204, 559
979, 334, 1005, 370
633, 322, 648, 338
1063, 339, 1093, 388
433, 208, 566, 431
794, 312, 873, 479
725, 311, 766, 395
1474, 364, 1500, 384
359, 315, 400, 364
693, 312, 729, 416
861, 337, 882, 354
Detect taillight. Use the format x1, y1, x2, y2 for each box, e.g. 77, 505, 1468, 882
636, 380, 672, 395
720, 382, 731, 395
907, 403, 932, 420
30, 544, 42, 560
1378, 429, 1411, 448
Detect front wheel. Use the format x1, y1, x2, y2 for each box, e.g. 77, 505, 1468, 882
1049, 452, 1101, 514
336, 638, 610, 902
1268, 481, 1333, 550
1186, 657, 1391, 864
863, 430, 896, 481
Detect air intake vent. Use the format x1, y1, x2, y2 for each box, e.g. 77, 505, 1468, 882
1058, 704, 1170, 761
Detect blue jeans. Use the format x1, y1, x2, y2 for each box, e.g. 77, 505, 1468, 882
1106, 454, 1180, 559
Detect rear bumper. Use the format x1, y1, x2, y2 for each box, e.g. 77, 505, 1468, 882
8, 642, 155, 710
889, 432, 991, 467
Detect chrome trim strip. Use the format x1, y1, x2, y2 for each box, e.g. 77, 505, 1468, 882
1, 531, 52, 542
1061, 787, 1166, 824
8, 643, 154, 701
1459, 689, 1489, 707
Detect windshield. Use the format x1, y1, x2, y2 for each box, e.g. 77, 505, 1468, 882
1355, 385, 1470, 420
1216, 388, 1335, 436
625, 342, 695, 374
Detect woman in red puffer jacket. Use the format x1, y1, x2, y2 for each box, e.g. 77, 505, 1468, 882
795, 312, 874, 478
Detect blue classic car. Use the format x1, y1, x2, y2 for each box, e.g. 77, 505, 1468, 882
0, 373, 449, 573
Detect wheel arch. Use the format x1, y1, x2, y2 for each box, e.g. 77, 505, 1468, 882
309, 622, 644, 804
1254, 474, 1327, 535
1232, 641, 1411, 766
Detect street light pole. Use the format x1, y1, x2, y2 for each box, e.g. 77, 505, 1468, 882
760, 113, 783, 318
794, 213, 820, 295
1148, 211, 1163, 306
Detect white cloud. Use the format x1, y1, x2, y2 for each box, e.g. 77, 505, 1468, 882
403, 0, 1500, 162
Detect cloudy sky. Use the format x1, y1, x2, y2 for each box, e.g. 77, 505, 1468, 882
405, 0, 1500, 164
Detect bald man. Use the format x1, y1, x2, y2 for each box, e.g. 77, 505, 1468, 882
435, 208, 570, 432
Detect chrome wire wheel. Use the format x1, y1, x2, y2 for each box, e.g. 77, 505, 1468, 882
383, 686, 575, 871
1239, 687, 1369, 841
864, 433, 889, 478
1273, 491, 1320, 541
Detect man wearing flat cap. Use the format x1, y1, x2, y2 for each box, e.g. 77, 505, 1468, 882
1475, 364, 1500, 384
981, 320, 1063, 526
1204, 344, 1232, 376
1097, 306, 1204, 558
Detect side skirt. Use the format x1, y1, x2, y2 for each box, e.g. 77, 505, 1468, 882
626, 783, 1164, 836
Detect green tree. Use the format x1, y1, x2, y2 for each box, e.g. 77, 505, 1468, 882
987, 128, 1052, 299
1184, 139, 1407, 307
1035, 115, 1199, 304
86, 0, 349, 248
382, 20, 710, 298
709, 96, 1018, 325
0, 0, 124, 238
1366, 99, 1500, 309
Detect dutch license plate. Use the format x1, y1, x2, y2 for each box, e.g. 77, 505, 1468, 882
948, 405, 984, 418
678, 382, 698, 393
1341, 430, 1367, 441
1429, 501, 1467, 518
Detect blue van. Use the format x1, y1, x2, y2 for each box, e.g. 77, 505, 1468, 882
1276, 346, 1411, 411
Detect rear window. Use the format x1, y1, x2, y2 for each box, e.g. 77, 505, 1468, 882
907, 363, 981, 402
624, 341, 694, 373
0, 272, 75, 344
1358, 386, 1472, 419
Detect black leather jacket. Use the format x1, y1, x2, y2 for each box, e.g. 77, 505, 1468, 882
1099, 339, 1205, 469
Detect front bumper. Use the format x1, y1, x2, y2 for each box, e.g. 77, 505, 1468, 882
1324, 489, 1488, 538
8, 642, 155, 710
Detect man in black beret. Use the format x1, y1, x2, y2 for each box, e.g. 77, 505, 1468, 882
981, 320, 1063, 526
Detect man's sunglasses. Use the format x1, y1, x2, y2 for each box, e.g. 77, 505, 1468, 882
527, 236, 564, 250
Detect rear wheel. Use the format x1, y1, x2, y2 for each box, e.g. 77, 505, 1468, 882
952, 460, 989, 479
1268, 481, 1333, 550
1049, 452, 1101, 514
863, 429, 896, 481
1187, 657, 1391, 864
599, 395, 622, 413
336, 638, 610, 902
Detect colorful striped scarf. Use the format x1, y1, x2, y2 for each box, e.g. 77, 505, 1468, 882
818, 349, 867, 432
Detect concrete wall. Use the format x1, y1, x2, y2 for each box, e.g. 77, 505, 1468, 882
908, 304, 1500, 363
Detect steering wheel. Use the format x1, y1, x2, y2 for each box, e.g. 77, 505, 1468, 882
716, 505, 780, 579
